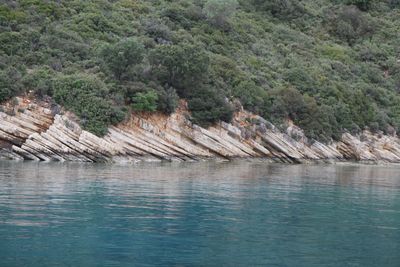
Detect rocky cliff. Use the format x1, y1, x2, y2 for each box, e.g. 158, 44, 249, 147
1, 97, 400, 164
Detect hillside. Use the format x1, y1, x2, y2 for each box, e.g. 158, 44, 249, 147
1, 0, 400, 142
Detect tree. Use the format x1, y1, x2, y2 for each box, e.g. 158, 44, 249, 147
252, 0, 305, 19
203, 0, 238, 28
149, 43, 209, 97
188, 85, 233, 127
99, 38, 145, 80
333, 6, 376, 45
232, 80, 267, 113
267, 87, 307, 122
344, 0, 375, 11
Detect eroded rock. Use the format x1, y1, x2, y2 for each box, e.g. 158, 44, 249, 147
1, 97, 400, 164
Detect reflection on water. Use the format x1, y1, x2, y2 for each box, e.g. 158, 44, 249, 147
0, 161, 399, 266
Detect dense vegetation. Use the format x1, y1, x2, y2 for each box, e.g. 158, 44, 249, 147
1, 0, 399, 140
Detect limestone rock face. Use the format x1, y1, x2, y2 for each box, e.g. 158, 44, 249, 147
1, 97, 400, 164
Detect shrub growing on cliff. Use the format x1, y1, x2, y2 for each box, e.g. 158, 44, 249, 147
156, 86, 179, 114
0, 67, 23, 102
0, 72, 13, 102
188, 85, 233, 127
52, 74, 125, 136
22, 67, 55, 97
132, 91, 158, 112
232, 80, 267, 114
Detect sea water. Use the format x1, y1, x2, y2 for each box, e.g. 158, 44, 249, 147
0, 161, 399, 266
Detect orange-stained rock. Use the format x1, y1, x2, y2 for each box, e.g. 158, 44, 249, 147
1, 97, 400, 164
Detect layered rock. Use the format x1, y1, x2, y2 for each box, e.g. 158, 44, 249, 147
1, 97, 400, 164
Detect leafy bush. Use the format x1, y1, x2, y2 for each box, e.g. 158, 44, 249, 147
143, 18, 172, 43
252, 0, 306, 19
232, 80, 267, 113
188, 86, 233, 127
0, 67, 23, 102
156, 86, 179, 114
333, 6, 376, 45
99, 38, 145, 80
22, 67, 55, 97
387, 0, 400, 8
132, 91, 158, 112
203, 0, 238, 28
149, 43, 209, 97
52, 74, 125, 136
343, 0, 375, 11
0, 74, 12, 102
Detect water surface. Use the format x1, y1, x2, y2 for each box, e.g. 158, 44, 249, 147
0, 161, 399, 266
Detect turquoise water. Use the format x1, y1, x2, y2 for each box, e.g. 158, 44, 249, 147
0, 161, 399, 266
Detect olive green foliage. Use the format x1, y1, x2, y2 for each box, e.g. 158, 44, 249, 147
53, 74, 125, 136
232, 80, 268, 114
1, 0, 400, 141
148, 43, 210, 97
156, 86, 179, 114
251, 0, 306, 19
343, 0, 375, 10
188, 86, 233, 127
0, 67, 23, 102
99, 38, 145, 80
332, 6, 375, 45
22, 67, 55, 97
132, 91, 158, 112
204, 0, 238, 28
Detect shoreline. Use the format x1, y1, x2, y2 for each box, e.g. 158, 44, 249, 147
1, 97, 400, 165
2, 157, 400, 167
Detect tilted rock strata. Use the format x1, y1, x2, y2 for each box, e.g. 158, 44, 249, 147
1, 98, 400, 164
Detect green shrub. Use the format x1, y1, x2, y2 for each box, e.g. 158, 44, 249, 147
333, 6, 376, 45
132, 91, 158, 112
0, 5, 27, 24
266, 87, 307, 122
149, 43, 209, 97
232, 80, 267, 113
387, 0, 400, 8
188, 85, 233, 127
0, 74, 12, 102
343, 0, 376, 11
203, 0, 238, 28
252, 0, 306, 19
52, 74, 125, 136
99, 38, 145, 80
156, 86, 179, 114
22, 67, 55, 97
161, 3, 193, 29
143, 18, 172, 42
0, 67, 23, 102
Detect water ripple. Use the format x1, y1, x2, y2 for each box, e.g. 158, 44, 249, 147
0, 161, 399, 266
